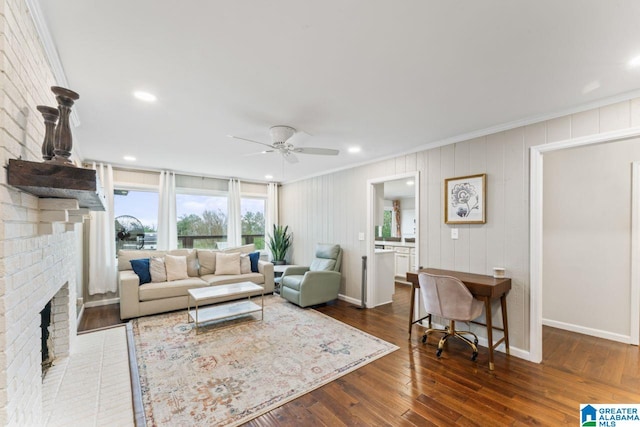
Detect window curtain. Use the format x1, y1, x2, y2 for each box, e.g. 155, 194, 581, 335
88, 163, 117, 295
227, 178, 242, 247
157, 171, 177, 250
265, 182, 279, 257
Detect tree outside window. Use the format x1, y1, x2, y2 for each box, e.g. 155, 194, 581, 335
241, 198, 265, 249
176, 194, 227, 249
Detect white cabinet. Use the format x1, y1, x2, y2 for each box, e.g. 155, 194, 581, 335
384, 245, 414, 279
394, 248, 410, 279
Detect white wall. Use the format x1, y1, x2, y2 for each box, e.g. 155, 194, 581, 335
543, 137, 640, 340
280, 98, 640, 353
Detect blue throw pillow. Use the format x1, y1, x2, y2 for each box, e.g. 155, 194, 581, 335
249, 251, 260, 273
130, 258, 151, 285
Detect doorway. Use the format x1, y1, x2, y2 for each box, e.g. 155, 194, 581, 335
366, 172, 420, 308
529, 128, 640, 363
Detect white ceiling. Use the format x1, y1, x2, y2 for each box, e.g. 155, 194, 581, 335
37, 1, 640, 183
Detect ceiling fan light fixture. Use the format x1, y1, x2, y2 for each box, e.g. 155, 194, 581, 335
269, 125, 296, 144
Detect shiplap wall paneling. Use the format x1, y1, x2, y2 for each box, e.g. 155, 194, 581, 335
468, 137, 488, 275
453, 140, 471, 273
440, 144, 456, 270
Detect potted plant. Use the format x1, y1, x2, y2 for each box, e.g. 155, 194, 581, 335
267, 224, 292, 265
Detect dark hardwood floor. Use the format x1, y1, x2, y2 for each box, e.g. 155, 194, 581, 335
79, 284, 640, 425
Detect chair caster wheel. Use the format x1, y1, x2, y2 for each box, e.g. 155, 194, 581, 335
471, 351, 478, 361
421, 334, 427, 344
436, 349, 443, 358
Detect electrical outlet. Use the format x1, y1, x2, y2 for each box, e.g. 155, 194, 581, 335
451, 228, 459, 239
358, 232, 365, 241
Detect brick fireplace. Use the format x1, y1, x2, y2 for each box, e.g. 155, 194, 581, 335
0, 220, 79, 425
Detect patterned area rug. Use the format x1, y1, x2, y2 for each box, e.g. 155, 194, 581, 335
129, 295, 398, 426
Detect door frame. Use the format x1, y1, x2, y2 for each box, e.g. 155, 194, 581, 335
529, 127, 640, 363
366, 171, 420, 308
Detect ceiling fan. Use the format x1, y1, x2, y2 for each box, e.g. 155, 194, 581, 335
228, 125, 339, 163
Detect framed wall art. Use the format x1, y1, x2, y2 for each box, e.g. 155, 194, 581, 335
444, 173, 486, 224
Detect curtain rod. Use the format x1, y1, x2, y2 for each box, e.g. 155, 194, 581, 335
83, 160, 280, 186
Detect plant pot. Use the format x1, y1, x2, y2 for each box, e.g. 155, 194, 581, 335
273, 260, 286, 265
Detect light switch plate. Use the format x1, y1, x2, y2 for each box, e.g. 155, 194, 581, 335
358, 232, 365, 241
451, 228, 459, 239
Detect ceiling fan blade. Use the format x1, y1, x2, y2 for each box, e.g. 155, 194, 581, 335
283, 152, 299, 163
227, 135, 274, 149
293, 147, 340, 156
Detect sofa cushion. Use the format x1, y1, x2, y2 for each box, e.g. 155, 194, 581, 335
165, 254, 189, 281
118, 250, 166, 271
197, 249, 219, 275
310, 258, 336, 272
168, 249, 199, 277
223, 243, 256, 255
200, 272, 265, 287
281, 275, 304, 291
149, 256, 167, 282
215, 252, 241, 275
130, 258, 151, 284
316, 244, 341, 260
138, 277, 208, 301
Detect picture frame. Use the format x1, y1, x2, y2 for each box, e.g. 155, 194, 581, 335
444, 173, 486, 224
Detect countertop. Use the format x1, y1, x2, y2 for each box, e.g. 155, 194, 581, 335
375, 240, 415, 248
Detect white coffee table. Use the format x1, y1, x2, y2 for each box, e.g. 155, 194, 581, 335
187, 282, 264, 331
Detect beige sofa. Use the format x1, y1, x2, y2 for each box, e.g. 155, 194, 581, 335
118, 244, 274, 319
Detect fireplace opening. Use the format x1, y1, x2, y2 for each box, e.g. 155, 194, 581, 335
40, 301, 53, 375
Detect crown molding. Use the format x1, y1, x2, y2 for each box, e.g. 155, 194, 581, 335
25, 0, 80, 128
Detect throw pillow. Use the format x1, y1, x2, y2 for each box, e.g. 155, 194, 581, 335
215, 252, 241, 275
248, 251, 260, 273
197, 250, 218, 275
149, 256, 167, 282
168, 249, 199, 277
165, 254, 189, 281
240, 254, 251, 274
130, 258, 151, 285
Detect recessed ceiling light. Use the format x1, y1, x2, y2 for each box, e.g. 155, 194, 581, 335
406, 180, 415, 186
628, 55, 640, 69
123, 155, 136, 162
265, 175, 274, 180
133, 90, 157, 102
348, 146, 361, 153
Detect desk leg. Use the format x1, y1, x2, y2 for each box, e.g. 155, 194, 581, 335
409, 285, 416, 339
500, 293, 510, 355
484, 297, 495, 371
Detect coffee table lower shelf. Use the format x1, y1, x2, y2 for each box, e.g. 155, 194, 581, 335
188, 300, 263, 330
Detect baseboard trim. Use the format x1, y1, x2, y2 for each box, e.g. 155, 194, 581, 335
542, 318, 632, 344
84, 297, 120, 308
338, 294, 361, 306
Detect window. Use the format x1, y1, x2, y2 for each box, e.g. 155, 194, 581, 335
381, 209, 392, 238
113, 189, 158, 251
176, 193, 227, 249
241, 197, 266, 250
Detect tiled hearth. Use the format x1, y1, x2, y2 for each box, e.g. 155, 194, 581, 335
42, 326, 133, 426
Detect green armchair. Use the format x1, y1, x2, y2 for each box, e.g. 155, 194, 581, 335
280, 244, 342, 307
